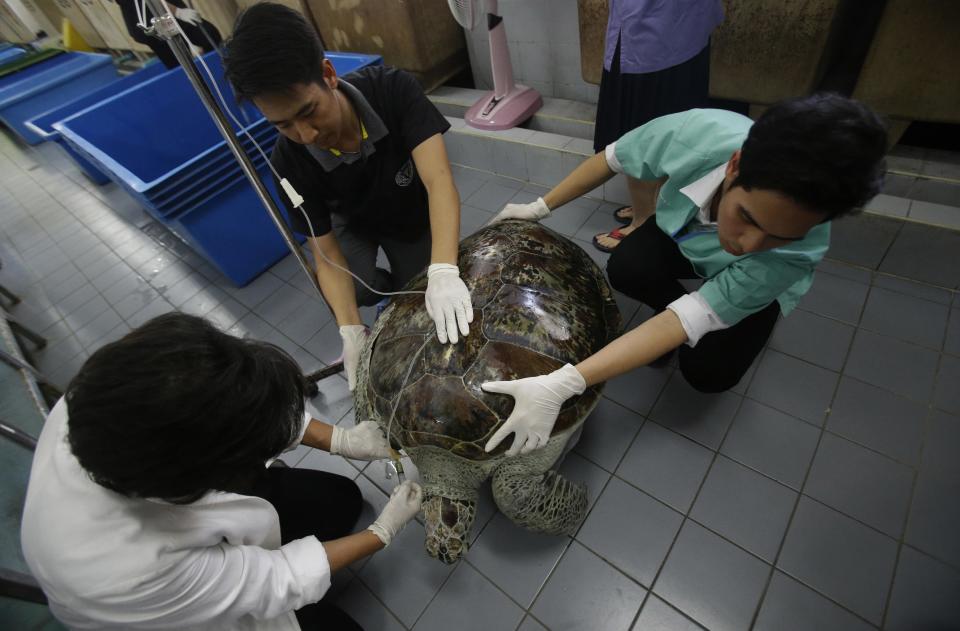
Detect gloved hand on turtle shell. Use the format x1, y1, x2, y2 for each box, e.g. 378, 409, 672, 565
490, 196, 551, 224
481, 363, 586, 456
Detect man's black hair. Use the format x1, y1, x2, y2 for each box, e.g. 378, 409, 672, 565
66, 313, 306, 504
733, 93, 888, 219
223, 2, 326, 101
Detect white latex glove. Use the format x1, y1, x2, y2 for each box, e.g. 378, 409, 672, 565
339, 325, 367, 391
425, 264, 473, 344
330, 420, 392, 460
174, 7, 202, 26
368, 480, 423, 546
490, 196, 550, 224
481, 363, 586, 456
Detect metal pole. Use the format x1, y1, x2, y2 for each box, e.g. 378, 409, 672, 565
142, 2, 342, 384
0, 419, 37, 450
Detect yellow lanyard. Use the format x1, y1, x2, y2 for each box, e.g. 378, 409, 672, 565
329, 120, 368, 157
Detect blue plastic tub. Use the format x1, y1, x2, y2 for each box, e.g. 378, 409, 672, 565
25, 62, 168, 183
150, 134, 277, 216
0, 46, 26, 66
146, 119, 276, 199
0, 51, 70, 88
54, 52, 263, 203
53, 51, 382, 285
54, 52, 381, 200
0, 52, 118, 144
327, 51, 383, 73
166, 163, 293, 286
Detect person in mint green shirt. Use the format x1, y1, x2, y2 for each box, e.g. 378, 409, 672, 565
480, 94, 887, 457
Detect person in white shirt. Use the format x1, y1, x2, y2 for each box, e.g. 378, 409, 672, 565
21, 312, 422, 630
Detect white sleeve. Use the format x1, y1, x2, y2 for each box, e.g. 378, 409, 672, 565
605, 142, 623, 173
289, 407, 311, 450
126, 536, 332, 626
666, 291, 729, 347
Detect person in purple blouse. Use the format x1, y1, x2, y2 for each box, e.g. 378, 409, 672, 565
592, 0, 724, 253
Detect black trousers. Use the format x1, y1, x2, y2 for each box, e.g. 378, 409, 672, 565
332, 214, 431, 307
116, 0, 223, 69
249, 467, 364, 631
593, 36, 711, 153
606, 219, 780, 393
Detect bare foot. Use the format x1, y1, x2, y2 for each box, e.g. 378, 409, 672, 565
614, 206, 634, 223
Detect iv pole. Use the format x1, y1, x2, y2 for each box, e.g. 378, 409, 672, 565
141, 1, 343, 385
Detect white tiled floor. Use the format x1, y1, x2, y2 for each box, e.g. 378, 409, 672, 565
3, 128, 960, 630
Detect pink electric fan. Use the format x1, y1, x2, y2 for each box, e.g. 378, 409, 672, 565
448, 0, 543, 131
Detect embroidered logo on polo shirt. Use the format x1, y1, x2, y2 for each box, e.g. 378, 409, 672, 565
396, 159, 414, 187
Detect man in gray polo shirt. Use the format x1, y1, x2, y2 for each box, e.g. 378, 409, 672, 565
225, 3, 471, 390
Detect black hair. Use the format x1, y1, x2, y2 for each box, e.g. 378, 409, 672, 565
66, 313, 306, 504
732, 93, 888, 219
223, 2, 326, 101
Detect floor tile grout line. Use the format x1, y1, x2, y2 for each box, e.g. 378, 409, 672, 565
604, 345, 937, 475
404, 559, 461, 629
627, 377, 755, 631
879, 402, 933, 631
769, 328, 946, 408
461, 552, 566, 623
749, 304, 875, 630
344, 572, 412, 630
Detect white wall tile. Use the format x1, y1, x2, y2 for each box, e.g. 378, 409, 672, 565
556, 82, 588, 102
549, 0, 582, 44
505, 0, 549, 44
525, 79, 555, 98
492, 140, 529, 181
528, 130, 571, 149
519, 41, 552, 85
864, 193, 910, 218
525, 145, 564, 187
455, 133, 496, 172
908, 200, 960, 229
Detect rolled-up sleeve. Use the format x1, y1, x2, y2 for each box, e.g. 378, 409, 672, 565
666, 291, 728, 346
698, 255, 813, 327
605, 142, 624, 173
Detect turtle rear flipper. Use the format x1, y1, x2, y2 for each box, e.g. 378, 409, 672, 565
491, 461, 587, 535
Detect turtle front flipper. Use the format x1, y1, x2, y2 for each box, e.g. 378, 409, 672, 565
490, 434, 588, 535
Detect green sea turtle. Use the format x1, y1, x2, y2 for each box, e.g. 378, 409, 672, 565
355, 219, 621, 563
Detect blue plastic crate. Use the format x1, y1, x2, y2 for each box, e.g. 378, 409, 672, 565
150, 138, 276, 216
326, 51, 383, 74
25, 62, 168, 183
54, 52, 381, 200
146, 120, 277, 200
0, 51, 70, 88
0, 46, 26, 66
167, 163, 294, 286
52, 50, 381, 285
54, 52, 263, 201
0, 52, 118, 144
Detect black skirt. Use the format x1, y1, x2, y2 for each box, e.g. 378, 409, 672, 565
593, 36, 712, 153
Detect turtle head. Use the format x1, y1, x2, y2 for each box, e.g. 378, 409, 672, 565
422, 495, 477, 564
